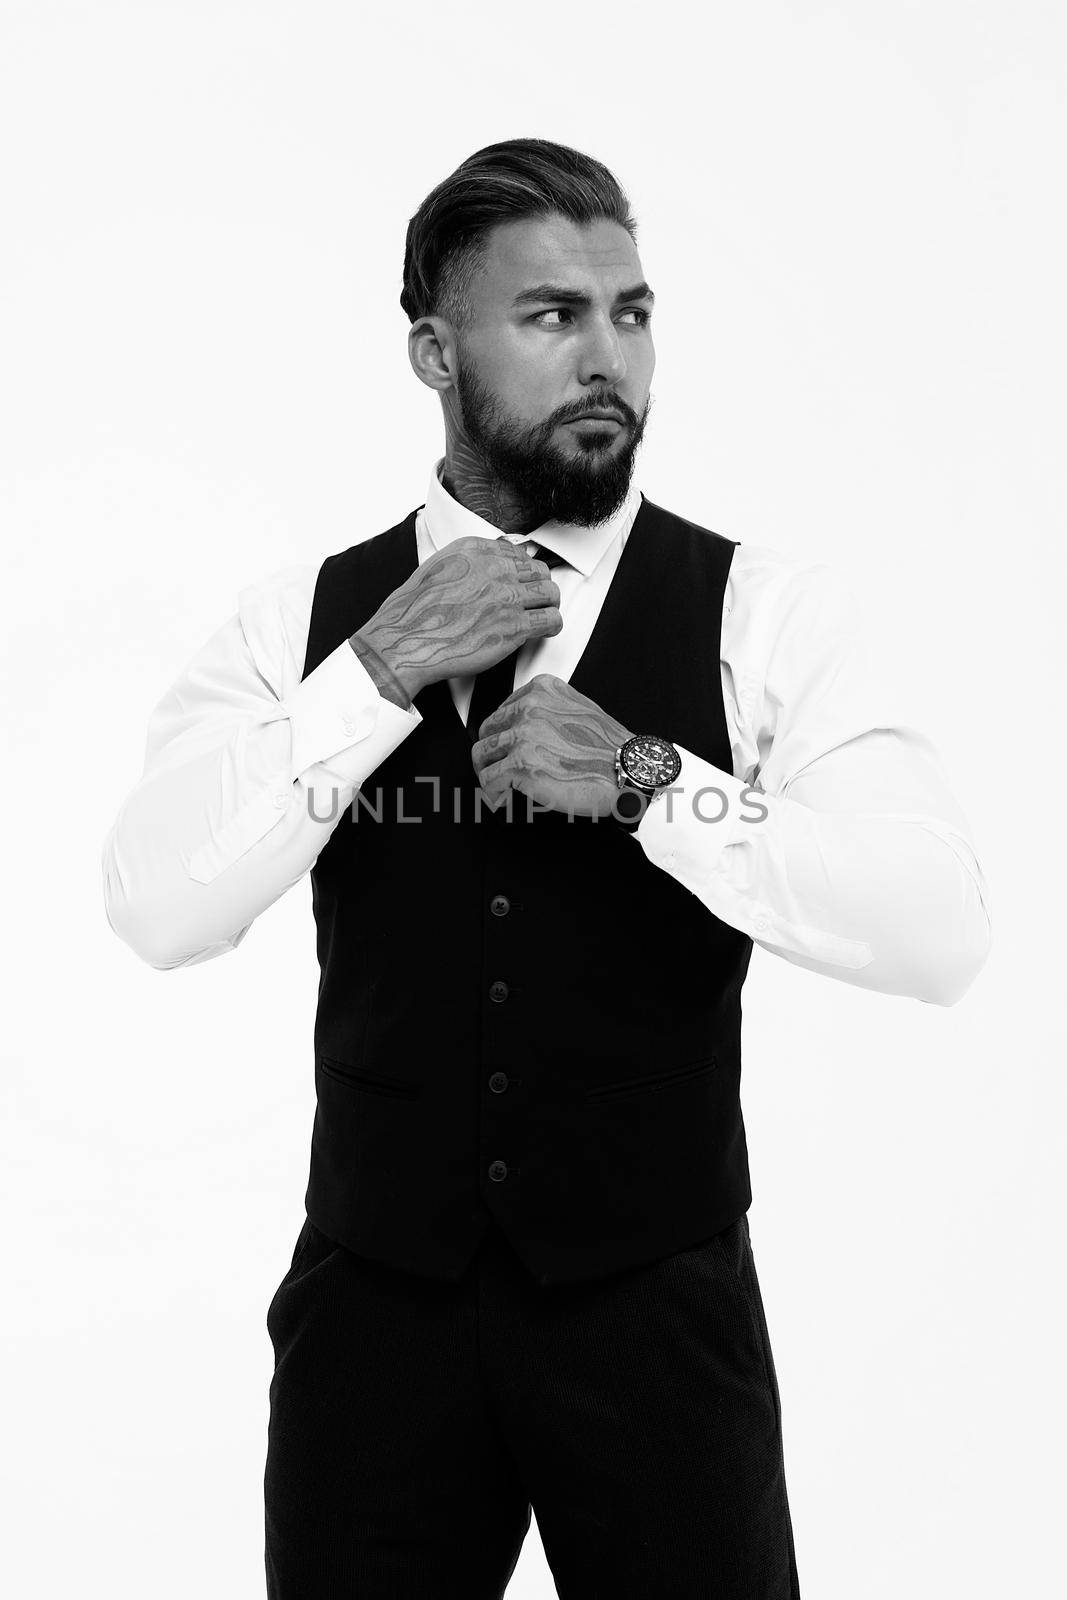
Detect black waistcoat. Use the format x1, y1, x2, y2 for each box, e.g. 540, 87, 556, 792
299, 493, 754, 1286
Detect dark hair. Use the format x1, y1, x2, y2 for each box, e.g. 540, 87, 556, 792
400, 138, 637, 327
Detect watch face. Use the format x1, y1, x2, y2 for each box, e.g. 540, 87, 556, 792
622, 734, 682, 789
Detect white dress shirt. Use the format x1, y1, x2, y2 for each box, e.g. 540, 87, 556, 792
101, 459, 992, 1003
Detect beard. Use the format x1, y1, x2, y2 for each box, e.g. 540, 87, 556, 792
453, 358, 651, 527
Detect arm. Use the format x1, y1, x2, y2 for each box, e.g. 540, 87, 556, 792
101, 565, 423, 971
634, 556, 992, 1006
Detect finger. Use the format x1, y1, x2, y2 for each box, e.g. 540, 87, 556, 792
516, 558, 551, 582
520, 578, 561, 608
459, 533, 511, 552
525, 604, 563, 633
474, 751, 514, 799
473, 721, 512, 758
475, 702, 516, 744
470, 736, 499, 774
470, 739, 489, 773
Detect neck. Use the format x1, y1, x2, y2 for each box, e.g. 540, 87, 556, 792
440, 410, 544, 535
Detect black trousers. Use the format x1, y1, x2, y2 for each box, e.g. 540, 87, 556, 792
264, 1212, 801, 1598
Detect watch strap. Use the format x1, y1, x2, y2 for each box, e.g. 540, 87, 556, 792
613, 786, 648, 832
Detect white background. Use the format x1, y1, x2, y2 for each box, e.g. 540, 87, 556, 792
2, 1, 1062, 1595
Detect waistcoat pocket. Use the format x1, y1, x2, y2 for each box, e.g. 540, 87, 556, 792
585, 1054, 718, 1102
318, 1055, 422, 1100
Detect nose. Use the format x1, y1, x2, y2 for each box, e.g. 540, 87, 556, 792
576, 314, 627, 388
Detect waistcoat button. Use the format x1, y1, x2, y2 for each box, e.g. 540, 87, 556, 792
488, 1160, 508, 1182
489, 980, 509, 1003
489, 1072, 509, 1093
490, 895, 510, 917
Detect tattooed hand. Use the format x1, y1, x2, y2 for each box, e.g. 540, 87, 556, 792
471, 674, 633, 819
352, 536, 562, 701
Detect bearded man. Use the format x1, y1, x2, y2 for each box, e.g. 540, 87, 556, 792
103, 137, 991, 1599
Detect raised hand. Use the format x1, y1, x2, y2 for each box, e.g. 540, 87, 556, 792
471, 673, 634, 819
351, 535, 562, 702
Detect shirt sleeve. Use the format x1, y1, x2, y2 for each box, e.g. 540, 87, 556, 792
101, 563, 423, 970
632, 550, 993, 1006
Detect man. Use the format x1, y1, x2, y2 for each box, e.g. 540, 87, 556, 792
102, 138, 991, 1597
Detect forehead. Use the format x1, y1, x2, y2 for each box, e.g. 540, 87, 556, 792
470, 213, 643, 309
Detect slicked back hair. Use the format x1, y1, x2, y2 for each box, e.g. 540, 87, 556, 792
400, 138, 637, 330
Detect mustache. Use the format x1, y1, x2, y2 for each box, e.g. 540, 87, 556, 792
552, 396, 639, 428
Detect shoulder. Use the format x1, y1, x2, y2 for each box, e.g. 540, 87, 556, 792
721, 543, 866, 736
638, 494, 859, 632
640, 497, 851, 608
726, 542, 859, 635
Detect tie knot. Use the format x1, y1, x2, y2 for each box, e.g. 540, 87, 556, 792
531, 542, 567, 570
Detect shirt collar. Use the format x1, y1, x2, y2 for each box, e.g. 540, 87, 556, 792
421, 457, 641, 579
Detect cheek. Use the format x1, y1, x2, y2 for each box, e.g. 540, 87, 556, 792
479, 336, 563, 416
632, 338, 655, 393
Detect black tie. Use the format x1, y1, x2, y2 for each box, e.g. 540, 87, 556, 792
465, 541, 566, 743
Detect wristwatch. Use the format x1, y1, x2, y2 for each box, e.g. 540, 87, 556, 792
612, 733, 683, 831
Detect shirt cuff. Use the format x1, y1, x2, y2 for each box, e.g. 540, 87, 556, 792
632, 744, 757, 871
285, 639, 422, 780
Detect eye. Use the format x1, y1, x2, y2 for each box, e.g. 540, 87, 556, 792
531, 306, 652, 328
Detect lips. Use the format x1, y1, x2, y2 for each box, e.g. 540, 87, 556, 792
568, 412, 624, 424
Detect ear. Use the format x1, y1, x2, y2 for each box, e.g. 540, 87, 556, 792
408, 315, 459, 394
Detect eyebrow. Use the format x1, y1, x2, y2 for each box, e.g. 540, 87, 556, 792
511, 281, 656, 309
